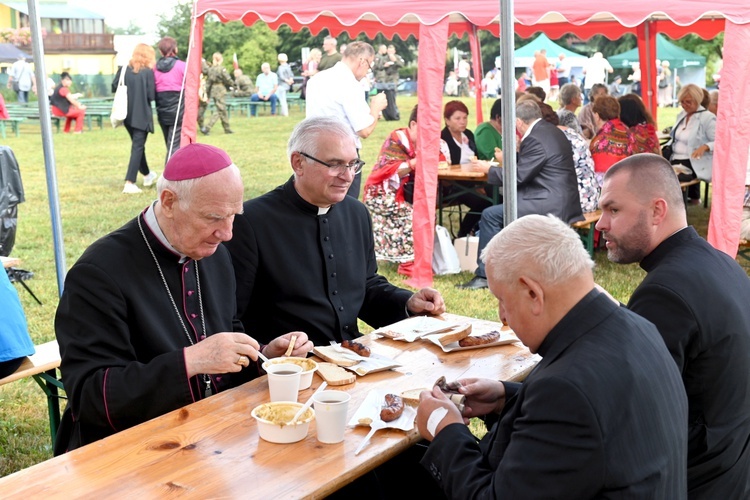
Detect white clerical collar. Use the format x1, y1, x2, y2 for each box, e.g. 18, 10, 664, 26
143, 202, 189, 262
318, 206, 331, 215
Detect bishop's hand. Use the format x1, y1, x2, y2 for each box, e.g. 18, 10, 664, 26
184, 332, 261, 377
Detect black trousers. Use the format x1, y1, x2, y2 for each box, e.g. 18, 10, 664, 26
673, 158, 701, 200
0, 357, 24, 378
327, 442, 447, 500
124, 124, 151, 183
382, 87, 400, 121
159, 114, 182, 165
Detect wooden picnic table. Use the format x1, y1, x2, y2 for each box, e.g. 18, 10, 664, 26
0, 314, 539, 498
437, 164, 499, 228
2, 255, 21, 268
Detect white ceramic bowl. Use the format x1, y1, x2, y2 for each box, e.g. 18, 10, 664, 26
263, 357, 318, 390
251, 401, 315, 444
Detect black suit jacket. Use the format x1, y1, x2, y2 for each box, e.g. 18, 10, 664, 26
488, 119, 583, 224
628, 227, 750, 499
112, 65, 155, 133
441, 126, 476, 165
224, 178, 412, 346
422, 291, 688, 499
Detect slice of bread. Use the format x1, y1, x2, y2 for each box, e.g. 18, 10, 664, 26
401, 388, 427, 407
312, 345, 360, 367
432, 323, 472, 346
316, 362, 356, 386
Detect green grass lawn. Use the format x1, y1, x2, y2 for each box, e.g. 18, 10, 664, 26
0, 95, 735, 476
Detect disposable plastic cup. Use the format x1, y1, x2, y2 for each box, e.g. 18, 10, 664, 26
266, 363, 302, 402
312, 390, 351, 444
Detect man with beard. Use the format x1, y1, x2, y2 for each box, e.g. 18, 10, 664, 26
596, 153, 750, 499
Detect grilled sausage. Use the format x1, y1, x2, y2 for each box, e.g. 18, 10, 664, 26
341, 339, 371, 357
380, 394, 404, 422
458, 330, 501, 347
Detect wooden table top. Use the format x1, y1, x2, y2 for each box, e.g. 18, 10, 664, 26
437, 164, 489, 181
0, 340, 60, 386
0, 314, 539, 498
1, 255, 21, 268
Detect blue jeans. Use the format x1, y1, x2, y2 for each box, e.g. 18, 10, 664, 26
16, 90, 28, 103
250, 93, 278, 116
475, 204, 505, 279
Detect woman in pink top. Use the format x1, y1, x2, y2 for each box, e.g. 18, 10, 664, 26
154, 36, 186, 164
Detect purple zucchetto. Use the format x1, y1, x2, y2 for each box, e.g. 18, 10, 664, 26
162, 143, 234, 181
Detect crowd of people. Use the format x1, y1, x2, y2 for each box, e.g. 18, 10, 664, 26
4, 33, 750, 500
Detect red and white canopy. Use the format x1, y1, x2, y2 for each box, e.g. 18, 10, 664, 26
184, 0, 750, 287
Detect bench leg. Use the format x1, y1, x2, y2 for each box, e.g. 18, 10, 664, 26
14, 121, 19, 137
8, 268, 43, 305
32, 370, 65, 447
579, 223, 595, 259
703, 182, 710, 208
0, 121, 6, 139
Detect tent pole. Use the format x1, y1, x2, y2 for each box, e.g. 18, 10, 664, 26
27, 0, 66, 296
499, 0, 517, 225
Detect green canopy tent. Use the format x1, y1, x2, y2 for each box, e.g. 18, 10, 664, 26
515, 33, 587, 79
608, 33, 706, 91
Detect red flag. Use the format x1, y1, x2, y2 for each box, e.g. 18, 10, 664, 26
232, 53, 239, 70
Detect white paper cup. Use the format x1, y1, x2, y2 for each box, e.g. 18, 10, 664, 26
266, 363, 302, 402
312, 390, 351, 444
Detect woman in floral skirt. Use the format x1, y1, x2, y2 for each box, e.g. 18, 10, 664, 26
363, 105, 434, 277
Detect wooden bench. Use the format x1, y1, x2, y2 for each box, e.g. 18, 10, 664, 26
679, 179, 701, 205
7, 105, 109, 132
0, 340, 64, 445
0, 117, 25, 138
571, 210, 602, 258
286, 92, 305, 111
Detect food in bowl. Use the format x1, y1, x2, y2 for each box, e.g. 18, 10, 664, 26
252, 401, 315, 444
263, 357, 318, 390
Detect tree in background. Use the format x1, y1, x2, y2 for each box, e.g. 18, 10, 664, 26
158, 3, 417, 77
234, 23, 280, 76
110, 21, 145, 36
157, 2, 722, 87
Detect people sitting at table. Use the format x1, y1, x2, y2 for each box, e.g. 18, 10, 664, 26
578, 83, 607, 140
224, 116, 445, 347
54, 143, 313, 454
417, 214, 689, 498
666, 83, 716, 205
597, 154, 750, 496
473, 98, 503, 162
618, 93, 660, 155
554, 106, 600, 213
439, 100, 493, 237
589, 94, 635, 185
50, 72, 86, 134
458, 100, 583, 290
556, 82, 583, 136
0, 267, 34, 379
363, 105, 434, 277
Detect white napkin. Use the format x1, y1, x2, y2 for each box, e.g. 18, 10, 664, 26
348, 389, 416, 431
